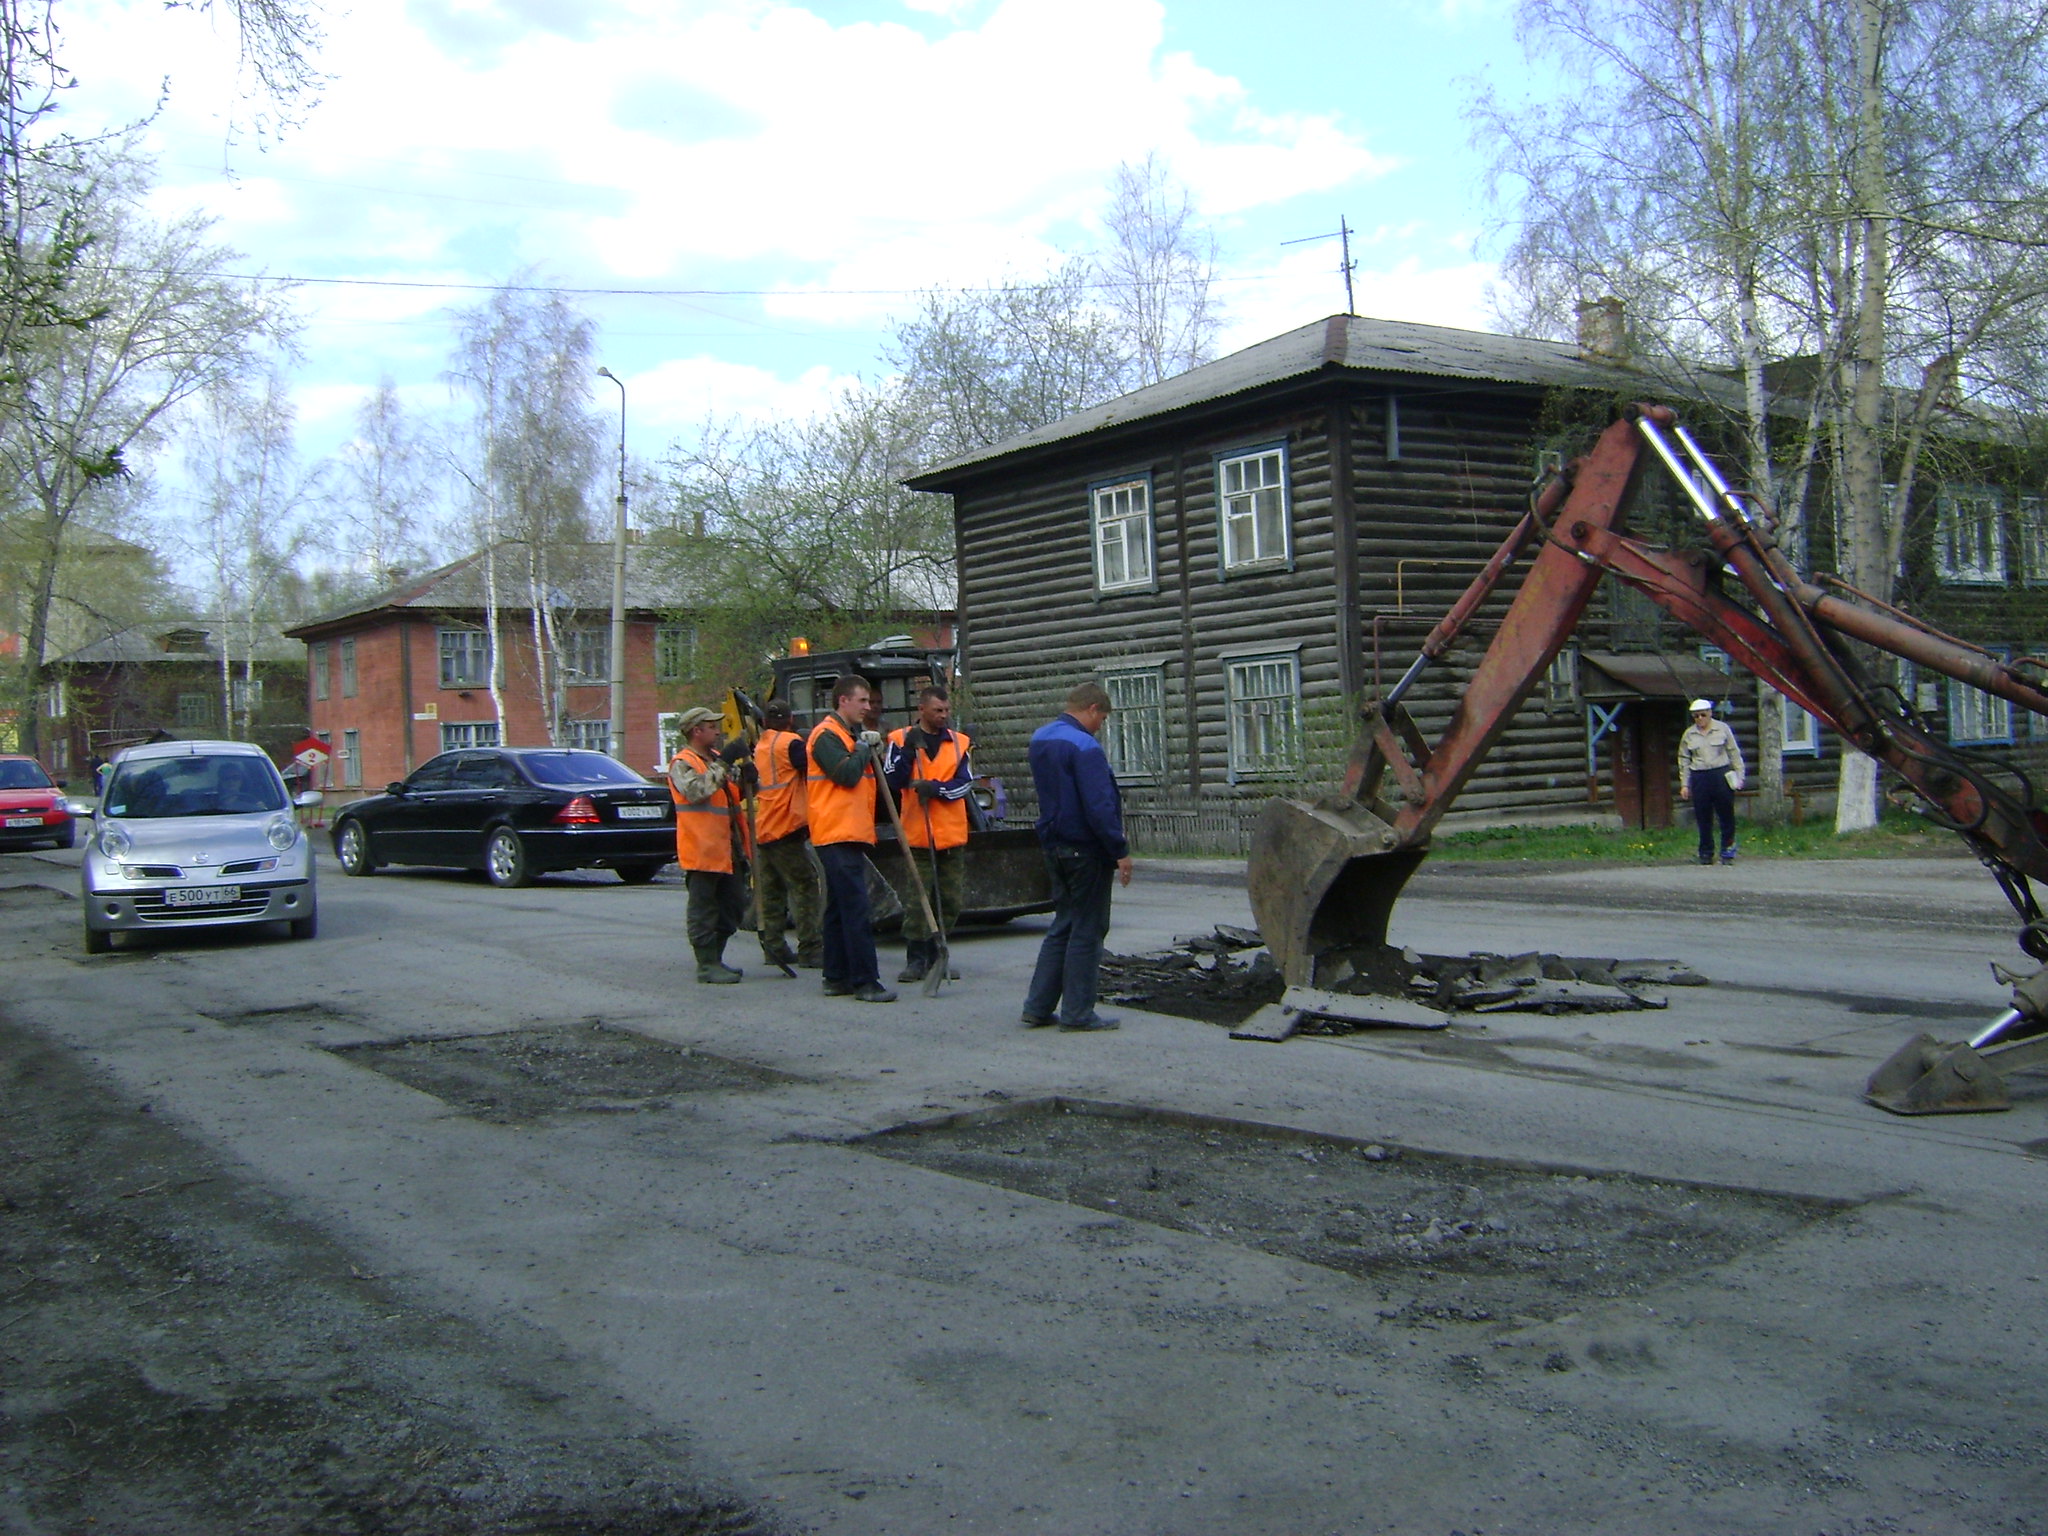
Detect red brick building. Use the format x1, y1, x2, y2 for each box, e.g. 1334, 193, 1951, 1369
285, 546, 707, 797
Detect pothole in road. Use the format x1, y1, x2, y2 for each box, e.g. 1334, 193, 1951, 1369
332, 1021, 801, 1123
860, 1099, 1848, 1324
201, 1001, 355, 1028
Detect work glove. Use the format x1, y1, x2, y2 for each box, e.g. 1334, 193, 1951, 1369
738, 760, 759, 793
718, 737, 748, 766
913, 779, 943, 801
858, 730, 883, 750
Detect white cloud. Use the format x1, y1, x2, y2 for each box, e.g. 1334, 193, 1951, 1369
626, 357, 860, 443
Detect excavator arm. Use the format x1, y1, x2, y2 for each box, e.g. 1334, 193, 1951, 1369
1246, 403, 2048, 1113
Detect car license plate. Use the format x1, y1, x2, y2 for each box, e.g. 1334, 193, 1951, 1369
615, 804, 665, 819
5, 815, 43, 827
166, 885, 240, 907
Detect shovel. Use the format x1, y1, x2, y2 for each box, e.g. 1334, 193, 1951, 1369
922, 794, 955, 985
875, 771, 946, 998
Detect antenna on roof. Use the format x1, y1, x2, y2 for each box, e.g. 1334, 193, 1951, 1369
1282, 216, 1357, 316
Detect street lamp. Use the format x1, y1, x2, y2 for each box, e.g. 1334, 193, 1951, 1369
596, 366, 628, 762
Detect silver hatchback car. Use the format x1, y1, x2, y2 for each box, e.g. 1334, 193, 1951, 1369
77, 740, 320, 954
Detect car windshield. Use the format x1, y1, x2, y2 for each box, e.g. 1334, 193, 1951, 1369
519, 751, 647, 788
0, 760, 52, 790
103, 755, 287, 818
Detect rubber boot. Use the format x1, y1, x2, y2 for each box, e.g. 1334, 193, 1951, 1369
696, 951, 743, 985
897, 938, 930, 984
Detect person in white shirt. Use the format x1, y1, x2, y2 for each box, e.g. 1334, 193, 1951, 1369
1677, 698, 1746, 865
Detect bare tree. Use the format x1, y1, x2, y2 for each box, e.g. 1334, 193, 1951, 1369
448, 287, 604, 746
336, 378, 438, 583
1097, 153, 1221, 387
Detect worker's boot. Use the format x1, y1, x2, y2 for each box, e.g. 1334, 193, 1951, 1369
897, 939, 931, 984
696, 950, 743, 985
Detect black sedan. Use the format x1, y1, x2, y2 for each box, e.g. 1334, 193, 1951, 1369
331, 748, 675, 887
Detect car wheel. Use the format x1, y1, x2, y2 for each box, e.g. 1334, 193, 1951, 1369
83, 924, 111, 955
289, 911, 318, 940
52, 821, 76, 850
616, 861, 666, 884
335, 819, 379, 876
485, 827, 533, 888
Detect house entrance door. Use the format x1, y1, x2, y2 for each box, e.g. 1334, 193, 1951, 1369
1609, 702, 1681, 830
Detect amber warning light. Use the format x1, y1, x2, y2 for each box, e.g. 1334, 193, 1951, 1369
789, 636, 811, 656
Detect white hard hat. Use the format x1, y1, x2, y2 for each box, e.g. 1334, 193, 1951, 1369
1688, 698, 1715, 714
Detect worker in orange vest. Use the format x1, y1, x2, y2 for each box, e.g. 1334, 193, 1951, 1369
805, 674, 894, 1003
883, 683, 975, 983
753, 697, 822, 970
669, 705, 753, 984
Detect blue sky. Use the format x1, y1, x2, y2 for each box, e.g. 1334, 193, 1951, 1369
59, 0, 1532, 472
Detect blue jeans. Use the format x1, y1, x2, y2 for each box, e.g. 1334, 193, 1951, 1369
1689, 768, 1736, 859
1024, 844, 1116, 1025
815, 841, 879, 988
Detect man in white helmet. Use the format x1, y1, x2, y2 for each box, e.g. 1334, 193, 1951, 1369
1677, 698, 1746, 865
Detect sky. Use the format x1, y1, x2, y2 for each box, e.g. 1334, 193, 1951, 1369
56, 0, 1531, 478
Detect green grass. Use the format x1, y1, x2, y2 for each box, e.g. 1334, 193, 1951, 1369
1430, 810, 1959, 864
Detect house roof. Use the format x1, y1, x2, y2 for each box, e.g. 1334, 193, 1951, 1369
283, 542, 713, 640
47, 618, 303, 669
905, 312, 1747, 489
1580, 651, 1739, 701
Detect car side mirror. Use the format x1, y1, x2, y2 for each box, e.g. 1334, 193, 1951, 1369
386, 781, 408, 796
293, 790, 324, 809
61, 798, 97, 817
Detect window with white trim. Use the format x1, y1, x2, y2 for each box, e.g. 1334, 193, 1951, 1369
1937, 488, 2005, 583
1950, 652, 2013, 744
340, 637, 358, 697
558, 627, 610, 684
1781, 695, 1820, 755
439, 721, 502, 752
655, 624, 696, 682
340, 729, 361, 788
1102, 669, 1165, 780
561, 718, 610, 752
2020, 496, 2048, 585
311, 641, 328, 700
1225, 653, 1301, 779
230, 677, 263, 714
1091, 478, 1153, 592
176, 692, 214, 727
438, 627, 490, 687
1218, 447, 1289, 570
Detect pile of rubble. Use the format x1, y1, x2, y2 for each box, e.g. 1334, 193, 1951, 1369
1100, 926, 1708, 1040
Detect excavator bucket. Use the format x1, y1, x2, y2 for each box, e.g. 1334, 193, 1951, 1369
1864, 1034, 2012, 1115
1248, 796, 1428, 987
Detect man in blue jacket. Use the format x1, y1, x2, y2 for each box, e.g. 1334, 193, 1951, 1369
1022, 681, 1134, 1032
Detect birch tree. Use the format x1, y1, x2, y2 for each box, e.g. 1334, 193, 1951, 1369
1097, 152, 1222, 387
336, 378, 438, 582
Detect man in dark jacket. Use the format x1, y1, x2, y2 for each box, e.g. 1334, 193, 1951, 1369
1022, 681, 1133, 1032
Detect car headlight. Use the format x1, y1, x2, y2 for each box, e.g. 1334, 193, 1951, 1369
98, 821, 133, 860
265, 814, 300, 853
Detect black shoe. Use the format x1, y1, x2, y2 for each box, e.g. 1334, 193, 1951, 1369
852, 981, 898, 1003
1058, 1014, 1120, 1032
1020, 1011, 1056, 1028
823, 979, 855, 996
897, 940, 930, 984
1697, 855, 1714, 866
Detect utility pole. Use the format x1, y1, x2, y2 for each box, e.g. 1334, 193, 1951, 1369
1284, 216, 1357, 315
596, 367, 628, 762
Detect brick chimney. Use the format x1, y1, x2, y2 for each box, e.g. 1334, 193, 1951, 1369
1575, 296, 1629, 366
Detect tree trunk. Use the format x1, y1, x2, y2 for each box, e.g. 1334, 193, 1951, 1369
1755, 678, 1785, 824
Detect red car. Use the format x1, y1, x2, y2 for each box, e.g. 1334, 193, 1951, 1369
0, 754, 75, 850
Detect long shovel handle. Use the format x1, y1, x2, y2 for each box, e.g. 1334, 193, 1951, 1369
922, 795, 950, 980
873, 761, 944, 995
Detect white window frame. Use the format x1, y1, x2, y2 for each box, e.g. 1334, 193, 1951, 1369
340, 728, 361, 788
1091, 476, 1154, 594
558, 627, 610, 685
1936, 487, 2006, 584
1950, 650, 2014, 745
1102, 667, 1166, 781
438, 626, 491, 687
1781, 694, 1820, 756
1217, 445, 1290, 573
439, 721, 502, 752
1224, 651, 1302, 781
42, 679, 65, 718
230, 677, 264, 714
2019, 496, 2048, 586
560, 718, 610, 752
176, 691, 214, 728
655, 623, 696, 682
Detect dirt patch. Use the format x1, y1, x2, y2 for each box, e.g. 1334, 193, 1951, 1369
332, 1021, 801, 1123
860, 1100, 1844, 1325
0, 1015, 789, 1536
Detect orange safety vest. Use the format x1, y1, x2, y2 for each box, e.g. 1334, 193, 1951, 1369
887, 726, 973, 851
804, 714, 876, 847
753, 728, 809, 842
670, 748, 751, 873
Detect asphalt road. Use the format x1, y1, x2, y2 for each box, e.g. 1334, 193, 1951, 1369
5, 839, 2048, 1534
